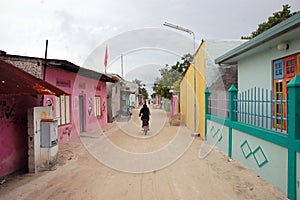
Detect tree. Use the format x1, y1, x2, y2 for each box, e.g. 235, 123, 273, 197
241, 4, 298, 39
171, 53, 193, 75
133, 78, 149, 100
152, 53, 193, 99
140, 87, 149, 100
132, 79, 142, 87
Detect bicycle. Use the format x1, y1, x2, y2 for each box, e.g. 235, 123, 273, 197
142, 119, 149, 135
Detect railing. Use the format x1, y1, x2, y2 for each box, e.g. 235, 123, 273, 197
207, 86, 288, 133
208, 91, 228, 118
235, 87, 287, 133
205, 77, 300, 199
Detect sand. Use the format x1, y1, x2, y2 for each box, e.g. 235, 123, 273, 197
0, 107, 287, 200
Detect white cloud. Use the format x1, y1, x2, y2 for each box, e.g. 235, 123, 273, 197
0, 0, 299, 68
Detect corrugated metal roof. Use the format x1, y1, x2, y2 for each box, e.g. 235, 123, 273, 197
0, 59, 67, 96
0, 54, 116, 83
46, 59, 117, 82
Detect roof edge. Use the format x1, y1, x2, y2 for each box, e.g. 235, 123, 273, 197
215, 12, 300, 64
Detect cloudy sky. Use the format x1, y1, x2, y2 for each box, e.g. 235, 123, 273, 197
1, 0, 299, 89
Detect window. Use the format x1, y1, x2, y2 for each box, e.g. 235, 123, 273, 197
55, 95, 71, 125
285, 56, 296, 78
273, 80, 286, 130
297, 54, 300, 73
272, 53, 300, 131
273, 60, 284, 79
94, 96, 101, 117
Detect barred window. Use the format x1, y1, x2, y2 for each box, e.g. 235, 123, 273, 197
94, 96, 101, 117
55, 95, 71, 125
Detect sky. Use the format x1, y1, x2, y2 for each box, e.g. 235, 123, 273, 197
1, 0, 300, 93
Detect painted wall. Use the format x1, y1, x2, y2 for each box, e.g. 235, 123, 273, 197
206, 120, 229, 154
106, 82, 121, 121
180, 75, 187, 123
44, 67, 107, 144
238, 37, 300, 92
161, 98, 171, 112
232, 129, 288, 194
297, 152, 300, 199
170, 95, 178, 116
27, 106, 53, 173
180, 42, 205, 137
180, 64, 199, 132
206, 120, 288, 195
0, 95, 40, 176
196, 43, 206, 137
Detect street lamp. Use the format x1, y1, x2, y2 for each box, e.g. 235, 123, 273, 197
163, 22, 197, 134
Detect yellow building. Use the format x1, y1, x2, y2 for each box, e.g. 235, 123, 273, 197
180, 40, 244, 138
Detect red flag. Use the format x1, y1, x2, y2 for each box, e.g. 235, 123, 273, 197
104, 46, 108, 68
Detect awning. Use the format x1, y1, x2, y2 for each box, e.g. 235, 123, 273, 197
0, 59, 67, 96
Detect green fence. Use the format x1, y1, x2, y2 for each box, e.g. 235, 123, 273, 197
205, 75, 300, 200
161, 98, 170, 112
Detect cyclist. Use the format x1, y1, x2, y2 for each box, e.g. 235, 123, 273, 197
139, 103, 150, 130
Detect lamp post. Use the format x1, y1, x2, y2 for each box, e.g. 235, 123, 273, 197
163, 22, 197, 134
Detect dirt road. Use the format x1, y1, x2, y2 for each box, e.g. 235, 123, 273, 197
0, 107, 287, 200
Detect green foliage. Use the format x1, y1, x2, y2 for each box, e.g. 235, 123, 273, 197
171, 53, 193, 75
158, 65, 181, 87
241, 4, 298, 39
133, 78, 149, 100
151, 93, 156, 99
156, 85, 172, 99
152, 53, 192, 99
151, 54, 193, 99
140, 87, 149, 100
132, 79, 142, 87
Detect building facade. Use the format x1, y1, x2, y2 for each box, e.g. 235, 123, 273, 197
0, 53, 114, 176
213, 13, 300, 199
0, 58, 65, 176
180, 40, 244, 137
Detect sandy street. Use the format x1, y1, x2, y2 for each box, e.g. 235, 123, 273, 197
0, 107, 287, 200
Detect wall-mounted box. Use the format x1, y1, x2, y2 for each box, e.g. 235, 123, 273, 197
40, 119, 58, 148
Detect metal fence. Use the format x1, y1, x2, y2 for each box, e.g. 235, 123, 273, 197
208, 91, 228, 118
208, 87, 288, 133
235, 87, 287, 133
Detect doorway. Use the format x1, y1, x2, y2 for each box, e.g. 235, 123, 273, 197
79, 95, 85, 132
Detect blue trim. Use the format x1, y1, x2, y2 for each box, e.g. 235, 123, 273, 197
273, 60, 284, 79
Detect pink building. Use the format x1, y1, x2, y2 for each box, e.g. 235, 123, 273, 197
43, 59, 114, 144
0, 59, 66, 177
0, 54, 115, 177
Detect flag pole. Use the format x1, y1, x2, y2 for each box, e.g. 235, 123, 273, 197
121, 54, 124, 77
104, 45, 108, 74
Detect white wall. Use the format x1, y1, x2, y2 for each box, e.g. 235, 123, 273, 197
27, 106, 53, 173
238, 37, 300, 92
111, 83, 121, 118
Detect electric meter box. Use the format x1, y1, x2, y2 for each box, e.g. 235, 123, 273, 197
40, 119, 58, 148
